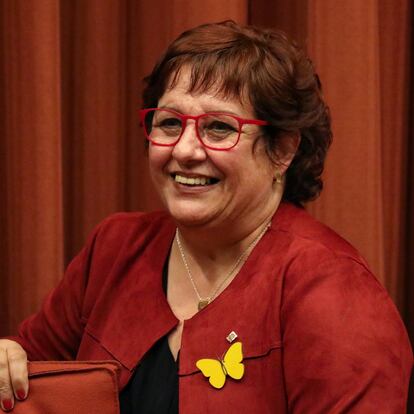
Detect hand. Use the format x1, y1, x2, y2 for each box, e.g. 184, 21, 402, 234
0, 340, 28, 412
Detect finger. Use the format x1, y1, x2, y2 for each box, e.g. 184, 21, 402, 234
7, 346, 28, 401
0, 347, 14, 412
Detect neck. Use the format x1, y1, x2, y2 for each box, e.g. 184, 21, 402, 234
174, 197, 281, 280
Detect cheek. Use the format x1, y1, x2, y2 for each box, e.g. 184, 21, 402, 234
251, 144, 275, 180
231, 148, 274, 184
148, 146, 170, 177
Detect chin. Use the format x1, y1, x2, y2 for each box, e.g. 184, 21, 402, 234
170, 211, 210, 227
166, 203, 217, 228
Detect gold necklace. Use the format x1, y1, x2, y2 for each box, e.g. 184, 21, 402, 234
175, 221, 271, 310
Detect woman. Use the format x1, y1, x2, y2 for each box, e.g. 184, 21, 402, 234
0, 21, 412, 413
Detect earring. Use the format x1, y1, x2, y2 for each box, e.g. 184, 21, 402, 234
274, 172, 283, 184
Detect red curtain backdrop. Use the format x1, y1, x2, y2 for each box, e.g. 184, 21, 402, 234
1, 0, 413, 401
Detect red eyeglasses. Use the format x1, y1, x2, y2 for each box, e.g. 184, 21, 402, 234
140, 108, 269, 151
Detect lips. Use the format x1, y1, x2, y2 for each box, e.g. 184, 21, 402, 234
171, 173, 219, 186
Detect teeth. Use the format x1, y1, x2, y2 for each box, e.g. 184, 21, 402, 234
174, 174, 212, 186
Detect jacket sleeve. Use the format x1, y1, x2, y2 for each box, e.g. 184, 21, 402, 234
281, 255, 413, 413
5, 224, 102, 361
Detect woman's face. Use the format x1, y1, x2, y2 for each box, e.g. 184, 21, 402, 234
148, 69, 279, 229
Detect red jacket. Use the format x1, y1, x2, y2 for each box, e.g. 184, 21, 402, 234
10, 203, 413, 413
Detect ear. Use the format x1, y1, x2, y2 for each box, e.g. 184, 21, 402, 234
272, 132, 301, 175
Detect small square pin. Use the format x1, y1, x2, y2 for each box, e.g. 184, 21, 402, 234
226, 331, 238, 343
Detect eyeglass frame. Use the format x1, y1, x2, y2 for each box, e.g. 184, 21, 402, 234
139, 108, 269, 151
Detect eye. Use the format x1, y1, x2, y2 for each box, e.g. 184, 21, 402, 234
200, 115, 239, 143
156, 117, 182, 128
206, 121, 237, 133
152, 116, 183, 137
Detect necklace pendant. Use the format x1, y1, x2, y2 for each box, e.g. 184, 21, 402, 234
198, 299, 210, 310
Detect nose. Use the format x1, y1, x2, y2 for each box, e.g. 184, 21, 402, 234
171, 120, 207, 162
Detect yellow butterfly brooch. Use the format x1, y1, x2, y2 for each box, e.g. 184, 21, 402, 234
196, 341, 244, 389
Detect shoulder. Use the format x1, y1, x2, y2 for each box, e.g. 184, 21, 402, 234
271, 203, 390, 320
270, 202, 371, 272
96, 210, 173, 234
271, 203, 411, 358
89, 210, 174, 247
274, 204, 413, 411
72, 210, 175, 273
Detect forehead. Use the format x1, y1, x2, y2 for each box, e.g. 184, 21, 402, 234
158, 66, 254, 117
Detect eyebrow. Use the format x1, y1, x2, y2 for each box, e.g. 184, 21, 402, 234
158, 105, 242, 117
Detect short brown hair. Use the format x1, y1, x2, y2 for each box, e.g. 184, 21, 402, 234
142, 21, 332, 205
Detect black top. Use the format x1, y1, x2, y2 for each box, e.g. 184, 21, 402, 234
119, 260, 179, 413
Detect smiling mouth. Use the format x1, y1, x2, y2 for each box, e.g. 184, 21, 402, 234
171, 173, 220, 187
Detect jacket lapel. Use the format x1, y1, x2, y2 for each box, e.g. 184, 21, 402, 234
83, 213, 179, 373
